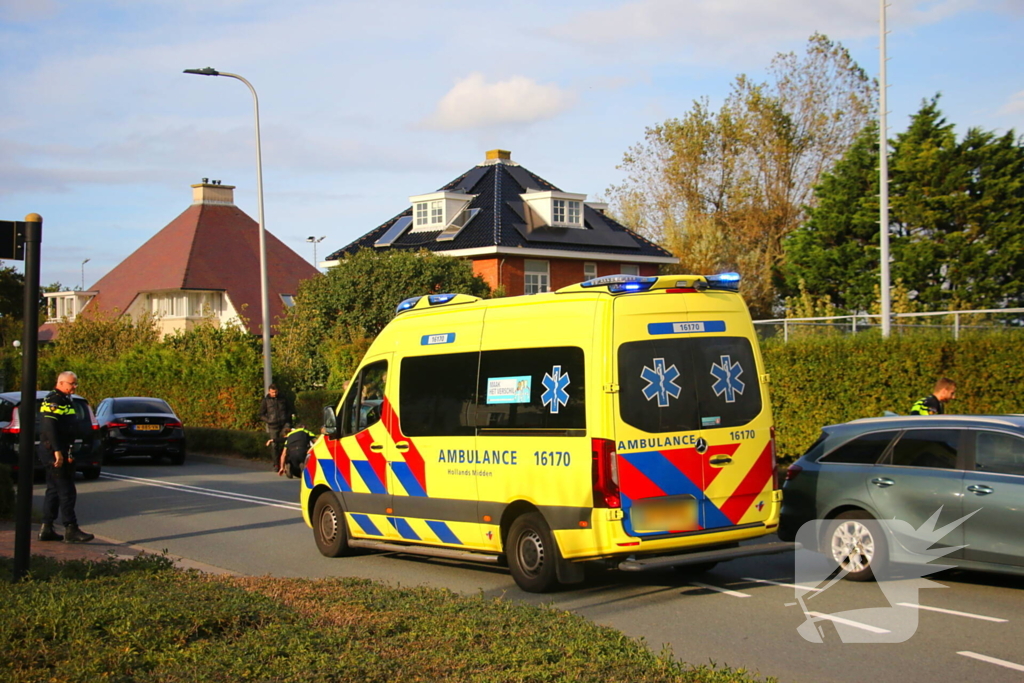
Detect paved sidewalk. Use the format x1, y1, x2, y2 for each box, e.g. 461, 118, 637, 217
0, 521, 237, 574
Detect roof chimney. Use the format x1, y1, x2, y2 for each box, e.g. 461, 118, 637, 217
486, 149, 511, 161
191, 179, 236, 205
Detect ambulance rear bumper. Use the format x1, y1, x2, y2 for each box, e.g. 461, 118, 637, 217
618, 541, 800, 572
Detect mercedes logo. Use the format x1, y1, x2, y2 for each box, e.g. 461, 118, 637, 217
695, 437, 708, 454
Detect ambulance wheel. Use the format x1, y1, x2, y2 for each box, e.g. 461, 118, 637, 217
313, 492, 350, 557
826, 511, 886, 582
507, 512, 560, 593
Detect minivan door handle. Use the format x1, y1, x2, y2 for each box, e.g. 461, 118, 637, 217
709, 456, 733, 466
871, 477, 895, 488
369, 443, 385, 452
394, 441, 410, 451
967, 485, 994, 496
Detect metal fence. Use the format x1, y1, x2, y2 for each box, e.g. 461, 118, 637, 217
754, 308, 1024, 342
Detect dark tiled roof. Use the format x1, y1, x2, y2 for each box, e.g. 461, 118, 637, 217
79, 203, 318, 336
325, 162, 673, 261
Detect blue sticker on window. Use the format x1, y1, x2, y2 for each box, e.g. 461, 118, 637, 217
648, 320, 726, 335
420, 333, 456, 346
541, 365, 570, 414
710, 355, 745, 403
641, 358, 682, 407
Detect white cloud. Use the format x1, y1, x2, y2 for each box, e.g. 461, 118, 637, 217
548, 0, 977, 61
997, 90, 1024, 116
0, 0, 59, 22
422, 73, 577, 130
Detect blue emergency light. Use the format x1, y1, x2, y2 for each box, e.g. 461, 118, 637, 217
705, 272, 741, 292
581, 274, 658, 294
396, 296, 422, 313
428, 293, 457, 305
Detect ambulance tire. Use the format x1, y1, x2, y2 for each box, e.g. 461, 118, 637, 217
507, 512, 560, 593
313, 492, 351, 557
826, 510, 887, 582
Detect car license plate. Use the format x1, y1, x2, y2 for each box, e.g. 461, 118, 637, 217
630, 495, 699, 533
134, 424, 161, 431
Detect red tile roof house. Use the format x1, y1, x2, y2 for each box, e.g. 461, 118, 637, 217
40, 180, 319, 341
322, 150, 678, 295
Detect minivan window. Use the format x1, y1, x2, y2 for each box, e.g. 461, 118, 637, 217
888, 429, 960, 469
401, 352, 477, 437
476, 347, 585, 432
975, 431, 1024, 476
618, 337, 761, 433
340, 361, 388, 437
819, 430, 899, 464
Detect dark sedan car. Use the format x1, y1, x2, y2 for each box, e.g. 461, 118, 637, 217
779, 415, 1024, 581
0, 390, 102, 480
95, 397, 186, 465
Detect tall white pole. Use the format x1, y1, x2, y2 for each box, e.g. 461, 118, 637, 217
879, 0, 892, 338
184, 68, 273, 392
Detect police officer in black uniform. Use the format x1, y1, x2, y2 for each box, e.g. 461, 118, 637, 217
37, 371, 94, 543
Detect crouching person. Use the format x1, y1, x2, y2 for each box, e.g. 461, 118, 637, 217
37, 371, 94, 543
279, 424, 317, 479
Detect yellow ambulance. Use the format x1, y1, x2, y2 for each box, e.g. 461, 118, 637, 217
300, 273, 795, 592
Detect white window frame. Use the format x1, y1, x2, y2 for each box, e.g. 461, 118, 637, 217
583, 262, 598, 282
620, 264, 640, 276
524, 259, 550, 295
567, 201, 582, 225
415, 202, 428, 225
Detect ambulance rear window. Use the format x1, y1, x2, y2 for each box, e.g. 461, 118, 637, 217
618, 337, 762, 433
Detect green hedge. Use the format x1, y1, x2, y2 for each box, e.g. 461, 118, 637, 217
763, 331, 1024, 460
185, 427, 274, 462
294, 389, 344, 430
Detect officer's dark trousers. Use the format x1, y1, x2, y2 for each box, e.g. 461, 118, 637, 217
42, 462, 78, 526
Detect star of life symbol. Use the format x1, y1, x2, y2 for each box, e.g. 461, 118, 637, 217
790, 507, 976, 643
640, 358, 682, 408
709, 354, 744, 403
541, 365, 570, 414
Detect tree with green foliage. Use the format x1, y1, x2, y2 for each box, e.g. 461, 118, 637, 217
609, 33, 875, 317
274, 248, 491, 390
782, 97, 1024, 313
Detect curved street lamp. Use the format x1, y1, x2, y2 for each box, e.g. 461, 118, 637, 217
184, 67, 273, 392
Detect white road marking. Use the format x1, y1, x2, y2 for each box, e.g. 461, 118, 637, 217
803, 611, 891, 634
688, 581, 751, 598
896, 602, 1008, 623
100, 472, 302, 511
742, 577, 823, 592
958, 652, 1024, 672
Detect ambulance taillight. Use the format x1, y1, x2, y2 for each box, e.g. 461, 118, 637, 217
591, 438, 621, 508
770, 426, 780, 490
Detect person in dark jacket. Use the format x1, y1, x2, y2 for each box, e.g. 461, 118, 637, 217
259, 384, 293, 467
37, 371, 94, 543
278, 424, 317, 478
909, 377, 957, 415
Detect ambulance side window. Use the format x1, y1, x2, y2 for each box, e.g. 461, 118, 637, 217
477, 346, 586, 432
340, 360, 388, 436
400, 352, 478, 436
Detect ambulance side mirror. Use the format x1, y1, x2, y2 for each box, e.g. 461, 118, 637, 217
322, 405, 338, 438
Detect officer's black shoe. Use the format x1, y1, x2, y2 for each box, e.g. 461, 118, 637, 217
63, 524, 94, 544
38, 523, 64, 542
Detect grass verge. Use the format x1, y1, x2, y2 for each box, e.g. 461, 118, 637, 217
0, 555, 776, 683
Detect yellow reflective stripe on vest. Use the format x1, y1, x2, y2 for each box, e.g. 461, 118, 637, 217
40, 403, 75, 416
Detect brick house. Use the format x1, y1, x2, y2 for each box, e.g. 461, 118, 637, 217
322, 150, 677, 294
40, 180, 318, 340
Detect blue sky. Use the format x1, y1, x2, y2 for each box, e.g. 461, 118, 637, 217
1, 0, 1022, 290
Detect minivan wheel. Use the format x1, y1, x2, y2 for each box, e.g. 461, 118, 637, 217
313, 492, 350, 557
507, 512, 560, 593
828, 511, 887, 582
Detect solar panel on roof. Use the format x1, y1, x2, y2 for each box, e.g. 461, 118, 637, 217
374, 215, 413, 248
436, 208, 481, 242
453, 166, 490, 194
503, 165, 546, 192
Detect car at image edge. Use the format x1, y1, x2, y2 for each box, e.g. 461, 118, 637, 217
779, 414, 1024, 580
0, 390, 102, 479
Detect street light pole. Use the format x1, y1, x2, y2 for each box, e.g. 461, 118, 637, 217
184, 67, 273, 392
306, 235, 325, 268
81, 258, 90, 291
879, 0, 892, 338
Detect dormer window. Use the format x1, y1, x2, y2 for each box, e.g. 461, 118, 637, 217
409, 191, 476, 233
521, 190, 587, 228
